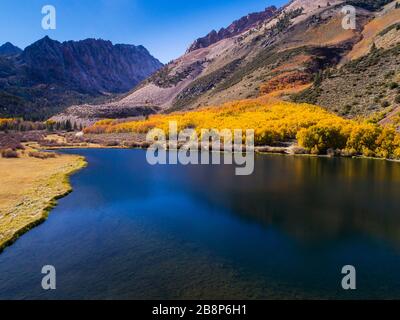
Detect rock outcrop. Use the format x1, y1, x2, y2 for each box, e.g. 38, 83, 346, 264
187, 6, 277, 52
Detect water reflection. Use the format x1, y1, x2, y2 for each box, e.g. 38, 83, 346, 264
173, 154, 400, 246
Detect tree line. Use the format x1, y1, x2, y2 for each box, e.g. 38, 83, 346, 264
0, 118, 84, 132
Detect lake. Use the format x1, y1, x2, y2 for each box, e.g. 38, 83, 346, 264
1, 149, 400, 299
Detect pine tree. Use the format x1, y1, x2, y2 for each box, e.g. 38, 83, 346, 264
65, 120, 72, 132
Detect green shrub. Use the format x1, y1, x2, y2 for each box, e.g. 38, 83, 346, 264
346, 0, 392, 11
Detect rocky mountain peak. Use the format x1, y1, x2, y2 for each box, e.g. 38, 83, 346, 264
18, 37, 163, 93
0, 42, 23, 56
0, 37, 163, 119
187, 6, 278, 53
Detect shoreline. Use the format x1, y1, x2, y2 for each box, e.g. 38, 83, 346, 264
0, 136, 400, 254
1, 141, 399, 254
40, 133, 400, 163
48, 142, 400, 163
0, 150, 87, 253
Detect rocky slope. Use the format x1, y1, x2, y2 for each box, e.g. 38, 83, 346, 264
56, 0, 400, 123
187, 6, 278, 52
293, 1, 400, 118
0, 42, 22, 57
0, 37, 162, 119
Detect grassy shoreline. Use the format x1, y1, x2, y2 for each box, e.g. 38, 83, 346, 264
0, 149, 87, 253
49, 137, 400, 163
1, 130, 399, 254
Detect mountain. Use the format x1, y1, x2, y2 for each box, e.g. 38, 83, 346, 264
51, 0, 400, 123
187, 6, 278, 52
0, 42, 22, 57
0, 37, 162, 119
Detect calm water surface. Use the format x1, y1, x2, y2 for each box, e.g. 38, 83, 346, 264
1, 149, 400, 299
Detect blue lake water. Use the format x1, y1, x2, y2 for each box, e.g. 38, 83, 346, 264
1, 149, 400, 299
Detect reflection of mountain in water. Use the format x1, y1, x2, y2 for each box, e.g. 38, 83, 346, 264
178, 155, 400, 247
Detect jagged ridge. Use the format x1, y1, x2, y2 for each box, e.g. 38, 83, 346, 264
0, 37, 163, 119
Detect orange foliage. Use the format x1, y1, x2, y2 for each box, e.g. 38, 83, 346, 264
259, 71, 312, 95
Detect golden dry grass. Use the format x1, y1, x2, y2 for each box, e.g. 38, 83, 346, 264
345, 7, 400, 62
44, 134, 68, 144
283, 15, 358, 52
0, 148, 86, 251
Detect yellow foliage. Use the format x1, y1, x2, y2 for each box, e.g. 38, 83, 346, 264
84, 97, 400, 160
85, 98, 344, 141
346, 123, 381, 156
297, 119, 351, 155
375, 127, 399, 159
0, 118, 18, 130
298, 122, 400, 159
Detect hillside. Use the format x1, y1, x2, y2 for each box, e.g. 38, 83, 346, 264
41, 0, 400, 122
52, 0, 361, 121
0, 37, 162, 120
293, 43, 400, 117
294, 1, 400, 119
53, 0, 400, 124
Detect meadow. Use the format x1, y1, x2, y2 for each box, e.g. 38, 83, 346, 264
0, 145, 86, 251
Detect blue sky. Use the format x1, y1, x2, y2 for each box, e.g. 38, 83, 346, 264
0, 0, 286, 63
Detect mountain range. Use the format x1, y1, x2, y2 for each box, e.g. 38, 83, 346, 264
53, 0, 400, 126
1, 0, 400, 125
0, 37, 162, 119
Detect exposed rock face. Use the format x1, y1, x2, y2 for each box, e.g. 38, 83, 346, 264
187, 6, 278, 52
0, 42, 22, 57
0, 37, 162, 119
20, 37, 163, 93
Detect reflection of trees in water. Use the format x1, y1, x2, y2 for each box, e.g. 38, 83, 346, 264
181, 156, 400, 247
